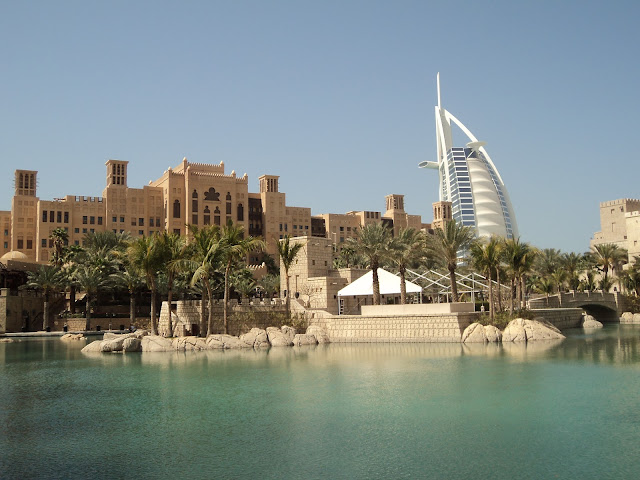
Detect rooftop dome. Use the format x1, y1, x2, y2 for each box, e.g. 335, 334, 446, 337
0, 251, 29, 262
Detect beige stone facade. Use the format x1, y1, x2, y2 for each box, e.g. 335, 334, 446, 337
279, 236, 368, 315
1, 159, 429, 268
591, 198, 640, 265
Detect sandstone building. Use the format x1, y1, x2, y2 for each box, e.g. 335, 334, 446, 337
592, 198, 640, 264
0, 158, 434, 265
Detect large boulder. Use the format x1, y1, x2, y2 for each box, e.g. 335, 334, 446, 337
281, 326, 297, 343
206, 334, 251, 349
81, 340, 104, 353
61, 333, 84, 341
461, 323, 487, 343
122, 337, 142, 352
634, 314, 640, 324
141, 335, 173, 352
100, 333, 138, 352
306, 326, 330, 344
484, 325, 502, 343
293, 334, 318, 346
502, 319, 528, 342
173, 336, 208, 351
621, 312, 634, 323
503, 318, 565, 342
582, 314, 603, 329
239, 328, 269, 348
524, 319, 564, 341
266, 327, 293, 347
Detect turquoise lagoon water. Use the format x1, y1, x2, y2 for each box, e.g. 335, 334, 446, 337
2, 326, 640, 479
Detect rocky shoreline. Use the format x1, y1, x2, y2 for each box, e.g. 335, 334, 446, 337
81, 325, 331, 354
461, 313, 603, 344
76, 313, 615, 353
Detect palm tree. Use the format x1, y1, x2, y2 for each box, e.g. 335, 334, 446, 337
561, 252, 584, 292
73, 263, 113, 331
502, 238, 536, 313
347, 223, 393, 305
127, 234, 165, 335
49, 227, 69, 267
258, 273, 280, 298
26, 265, 64, 330
276, 235, 304, 315
388, 228, 426, 304
590, 243, 628, 285
114, 261, 145, 327
231, 269, 257, 304
157, 232, 188, 336
535, 248, 562, 277
220, 220, 265, 334
428, 220, 475, 303
534, 277, 555, 306
187, 225, 225, 336
550, 270, 568, 294
470, 236, 501, 320
579, 271, 598, 292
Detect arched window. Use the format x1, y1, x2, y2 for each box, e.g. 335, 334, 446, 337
214, 206, 221, 226
237, 203, 244, 222
173, 200, 181, 219
204, 206, 211, 225
226, 192, 232, 215
192, 190, 198, 212
204, 188, 220, 201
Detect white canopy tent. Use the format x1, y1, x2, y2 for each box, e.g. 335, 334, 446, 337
337, 268, 422, 298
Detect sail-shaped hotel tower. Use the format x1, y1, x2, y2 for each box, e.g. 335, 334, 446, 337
420, 74, 518, 239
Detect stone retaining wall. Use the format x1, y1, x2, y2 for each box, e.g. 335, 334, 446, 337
315, 313, 478, 343
159, 300, 288, 336
529, 308, 584, 330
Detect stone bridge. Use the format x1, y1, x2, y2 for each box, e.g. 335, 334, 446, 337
529, 291, 629, 322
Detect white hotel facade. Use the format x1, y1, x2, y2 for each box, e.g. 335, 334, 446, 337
420, 73, 518, 239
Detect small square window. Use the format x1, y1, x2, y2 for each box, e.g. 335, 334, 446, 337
139, 230, 144, 235
120, 217, 125, 223
112, 216, 117, 223
139, 218, 144, 226
97, 217, 103, 225
42, 239, 47, 247
82, 228, 87, 234
74, 228, 79, 234
83, 216, 88, 224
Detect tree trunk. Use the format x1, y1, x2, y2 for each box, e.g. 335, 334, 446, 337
85, 295, 91, 332
129, 293, 135, 327
399, 266, 407, 305
496, 269, 502, 313
167, 281, 173, 338
372, 264, 381, 305
42, 296, 49, 331
70, 286, 76, 313
207, 285, 214, 337
285, 268, 291, 316
200, 287, 207, 338
223, 262, 231, 334
150, 284, 158, 336
488, 271, 494, 321
449, 265, 458, 303
509, 277, 515, 315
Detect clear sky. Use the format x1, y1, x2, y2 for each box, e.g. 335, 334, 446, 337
2, 0, 639, 253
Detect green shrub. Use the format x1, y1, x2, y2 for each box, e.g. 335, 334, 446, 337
475, 309, 536, 330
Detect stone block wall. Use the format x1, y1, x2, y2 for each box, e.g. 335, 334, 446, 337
316, 313, 477, 343
0, 289, 44, 333
158, 299, 288, 336
529, 308, 583, 330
